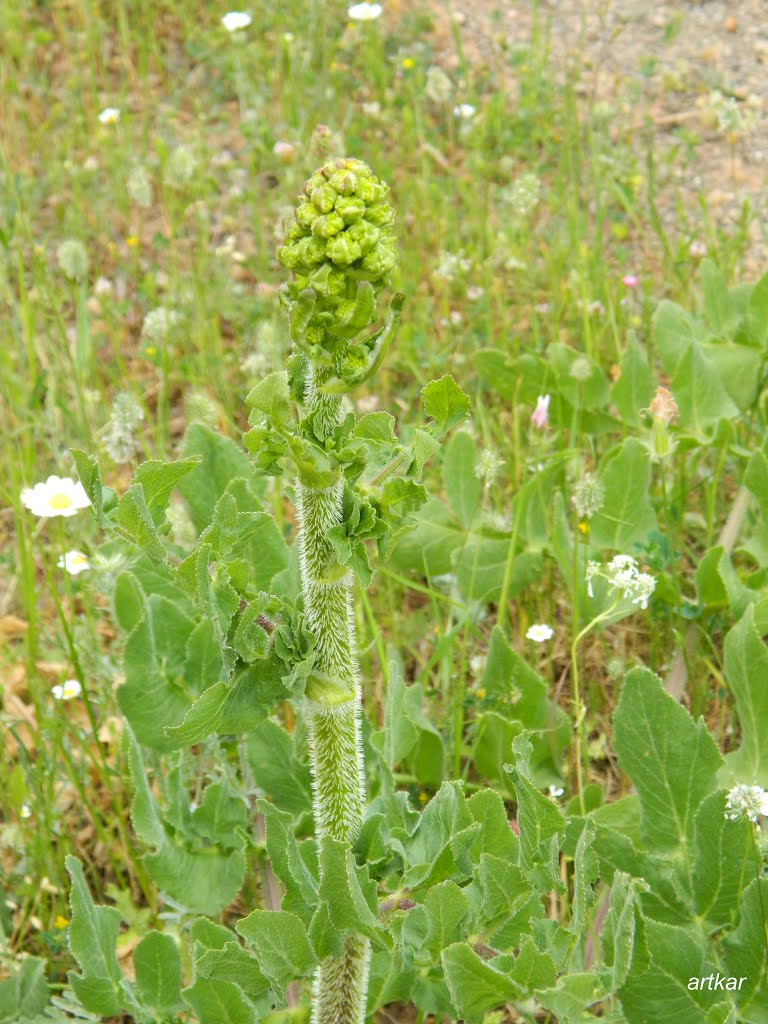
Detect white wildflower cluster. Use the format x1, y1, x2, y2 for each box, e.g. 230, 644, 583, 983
127, 164, 153, 207
101, 391, 144, 462
707, 90, 759, 138
56, 239, 89, 282
164, 145, 197, 188
142, 306, 181, 343
586, 554, 655, 609
185, 389, 219, 428
434, 250, 472, 282
569, 356, 592, 382
572, 472, 605, 520
725, 783, 768, 824
500, 172, 541, 218
424, 66, 453, 104
474, 447, 504, 489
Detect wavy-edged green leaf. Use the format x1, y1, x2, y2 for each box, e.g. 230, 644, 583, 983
613, 668, 722, 851
65, 857, 125, 1017
722, 606, 768, 787
236, 909, 317, 1000
133, 931, 182, 1016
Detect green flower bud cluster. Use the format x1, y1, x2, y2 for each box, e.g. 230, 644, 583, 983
277, 159, 397, 344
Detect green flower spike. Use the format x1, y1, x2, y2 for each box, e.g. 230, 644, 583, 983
278, 158, 401, 1024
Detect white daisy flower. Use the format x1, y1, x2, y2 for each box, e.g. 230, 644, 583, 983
20, 803, 32, 819
453, 103, 476, 119
98, 107, 120, 125
21, 476, 91, 518
221, 11, 251, 31
52, 679, 82, 701
548, 785, 565, 799
57, 550, 91, 576
526, 623, 554, 642
348, 2, 383, 20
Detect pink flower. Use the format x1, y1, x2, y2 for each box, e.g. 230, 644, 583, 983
622, 274, 639, 287
531, 394, 550, 429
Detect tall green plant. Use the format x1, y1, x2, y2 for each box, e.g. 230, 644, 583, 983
275, 157, 403, 1023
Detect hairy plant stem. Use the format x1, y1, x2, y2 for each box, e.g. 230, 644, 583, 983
298, 362, 369, 1024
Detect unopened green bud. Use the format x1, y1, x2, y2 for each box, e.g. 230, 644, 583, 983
346, 220, 379, 254
334, 196, 366, 223
327, 170, 357, 195
311, 185, 337, 214
326, 234, 363, 268
295, 202, 320, 229
365, 202, 395, 227
312, 212, 345, 239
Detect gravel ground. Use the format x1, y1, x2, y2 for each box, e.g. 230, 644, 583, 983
432, 0, 768, 273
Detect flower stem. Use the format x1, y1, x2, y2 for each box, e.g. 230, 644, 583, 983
298, 364, 369, 1024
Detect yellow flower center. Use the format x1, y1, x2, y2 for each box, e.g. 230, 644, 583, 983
50, 493, 74, 510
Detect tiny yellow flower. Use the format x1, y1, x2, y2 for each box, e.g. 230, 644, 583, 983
144, 345, 157, 358
418, 790, 429, 804
578, 520, 589, 534
475, 687, 487, 699
54, 915, 70, 929
125, 235, 140, 248
402, 57, 415, 69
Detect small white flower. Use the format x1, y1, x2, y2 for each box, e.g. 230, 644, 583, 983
57, 550, 91, 576
548, 784, 565, 799
453, 103, 476, 119
475, 447, 504, 488
526, 623, 554, 643
20, 803, 32, 819
586, 555, 655, 609
725, 783, 768, 824
98, 107, 120, 125
21, 476, 91, 518
52, 679, 82, 701
348, 2, 383, 20
221, 11, 251, 31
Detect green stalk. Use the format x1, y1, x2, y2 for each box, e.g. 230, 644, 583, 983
299, 366, 369, 1023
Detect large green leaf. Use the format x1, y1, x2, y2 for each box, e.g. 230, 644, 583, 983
613, 669, 722, 851
692, 791, 752, 931
247, 721, 313, 815
441, 943, 522, 1024
65, 857, 125, 1018
133, 931, 183, 1016
443, 431, 481, 528
118, 589, 200, 750
317, 838, 390, 948
0, 957, 50, 1023
589, 439, 657, 550
722, 606, 768, 787
236, 910, 317, 1000
183, 978, 259, 1024
126, 730, 246, 915
504, 737, 565, 868
601, 872, 649, 988
178, 423, 263, 532
722, 879, 768, 1023
620, 920, 718, 1023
